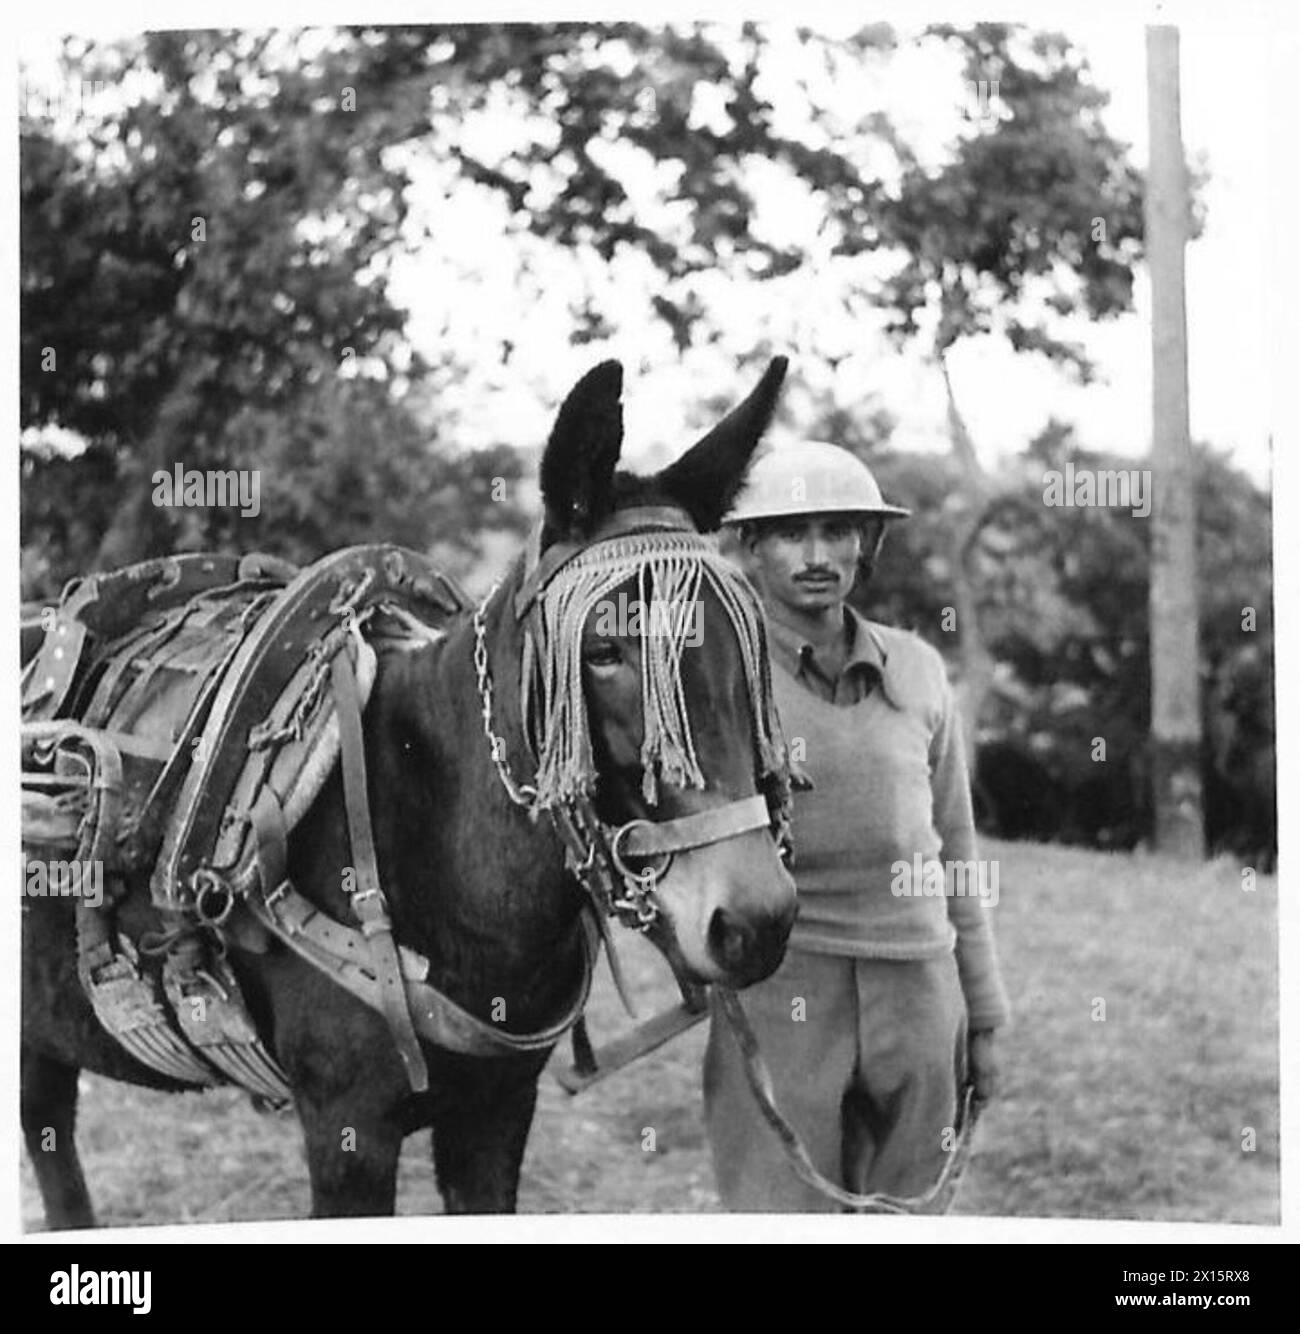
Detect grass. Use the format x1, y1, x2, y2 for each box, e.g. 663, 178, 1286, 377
20, 837, 1279, 1227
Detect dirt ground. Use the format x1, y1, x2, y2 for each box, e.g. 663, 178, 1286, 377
20, 837, 1280, 1229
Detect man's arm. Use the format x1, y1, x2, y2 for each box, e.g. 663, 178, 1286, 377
927, 671, 1012, 1034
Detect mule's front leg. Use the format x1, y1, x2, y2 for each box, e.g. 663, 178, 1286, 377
290, 1037, 406, 1218
21, 1046, 95, 1230
430, 1050, 550, 1214
273, 963, 410, 1219
298, 1100, 404, 1219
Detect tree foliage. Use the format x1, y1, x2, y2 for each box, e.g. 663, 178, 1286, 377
874, 23, 1147, 378
22, 22, 1153, 582
859, 428, 1274, 862
22, 29, 442, 573
22, 23, 893, 578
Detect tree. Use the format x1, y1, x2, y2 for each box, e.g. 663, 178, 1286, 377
23, 22, 1153, 602
868, 23, 1148, 762
24, 23, 903, 581
22, 29, 435, 573
861, 421, 1272, 861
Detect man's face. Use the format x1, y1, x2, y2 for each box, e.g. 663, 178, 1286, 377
744, 514, 884, 616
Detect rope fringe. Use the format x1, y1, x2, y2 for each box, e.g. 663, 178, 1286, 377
520, 532, 785, 812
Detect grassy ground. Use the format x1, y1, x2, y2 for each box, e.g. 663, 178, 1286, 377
20, 837, 1279, 1227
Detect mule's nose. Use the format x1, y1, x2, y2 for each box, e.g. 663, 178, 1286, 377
708, 903, 794, 985
708, 907, 755, 974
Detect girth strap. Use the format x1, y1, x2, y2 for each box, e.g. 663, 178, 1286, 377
330, 648, 429, 1092
618, 795, 771, 857
248, 878, 600, 1057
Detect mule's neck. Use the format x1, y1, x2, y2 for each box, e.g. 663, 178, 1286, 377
369, 568, 588, 1028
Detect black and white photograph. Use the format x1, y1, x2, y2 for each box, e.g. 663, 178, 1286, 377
10, 0, 1295, 1258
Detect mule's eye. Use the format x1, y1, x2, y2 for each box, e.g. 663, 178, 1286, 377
584, 642, 622, 669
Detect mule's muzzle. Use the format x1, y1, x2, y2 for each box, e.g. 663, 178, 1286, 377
707, 896, 795, 988
637, 820, 796, 988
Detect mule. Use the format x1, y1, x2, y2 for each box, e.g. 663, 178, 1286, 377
22, 356, 797, 1225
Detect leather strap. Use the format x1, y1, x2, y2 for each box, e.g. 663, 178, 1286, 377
129, 595, 282, 872
75, 912, 217, 1087
547, 800, 641, 1017
249, 787, 289, 897
21, 722, 125, 866
21, 615, 88, 719
75, 617, 162, 722
249, 877, 599, 1057
23, 555, 265, 721
555, 998, 709, 1095
330, 648, 429, 1092
99, 618, 194, 729
618, 795, 772, 857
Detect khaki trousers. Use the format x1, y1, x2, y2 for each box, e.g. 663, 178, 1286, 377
703, 949, 967, 1212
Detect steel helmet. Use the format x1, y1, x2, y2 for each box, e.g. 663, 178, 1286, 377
724, 440, 911, 524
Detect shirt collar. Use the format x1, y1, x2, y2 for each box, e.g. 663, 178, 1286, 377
765, 604, 888, 681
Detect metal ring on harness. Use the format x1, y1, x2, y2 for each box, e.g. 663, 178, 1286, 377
608, 820, 672, 930
609, 819, 674, 887
192, 870, 236, 927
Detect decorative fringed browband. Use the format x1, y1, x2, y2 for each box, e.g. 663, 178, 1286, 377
518, 528, 788, 813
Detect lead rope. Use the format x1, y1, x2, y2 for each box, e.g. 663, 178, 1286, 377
716, 988, 981, 1214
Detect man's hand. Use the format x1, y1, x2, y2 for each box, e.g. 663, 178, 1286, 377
967, 1028, 1000, 1107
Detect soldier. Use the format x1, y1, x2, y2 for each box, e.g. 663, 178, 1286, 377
706, 439, 1011, 1211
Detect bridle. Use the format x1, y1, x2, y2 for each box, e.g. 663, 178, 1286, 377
472, 506, 793, 946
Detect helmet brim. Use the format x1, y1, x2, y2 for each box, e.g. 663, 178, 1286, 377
724, 502, 911, 523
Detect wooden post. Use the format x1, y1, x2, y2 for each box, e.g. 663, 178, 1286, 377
1145, 25, 1204, 857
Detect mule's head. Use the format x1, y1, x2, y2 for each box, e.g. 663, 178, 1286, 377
528, 357, 796, 989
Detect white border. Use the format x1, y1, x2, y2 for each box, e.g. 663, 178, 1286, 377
5, 0, 1296, 1246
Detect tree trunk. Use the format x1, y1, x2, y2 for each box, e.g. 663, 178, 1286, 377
938, 354, 994, 773
1145, 25, 1204, 857
92, 376, 195, 571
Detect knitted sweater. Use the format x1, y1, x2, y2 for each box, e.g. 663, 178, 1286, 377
772, 613, 1011, 1030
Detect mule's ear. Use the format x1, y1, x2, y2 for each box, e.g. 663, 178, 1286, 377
540, 360, 624, 542
653, 356, 788, 531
